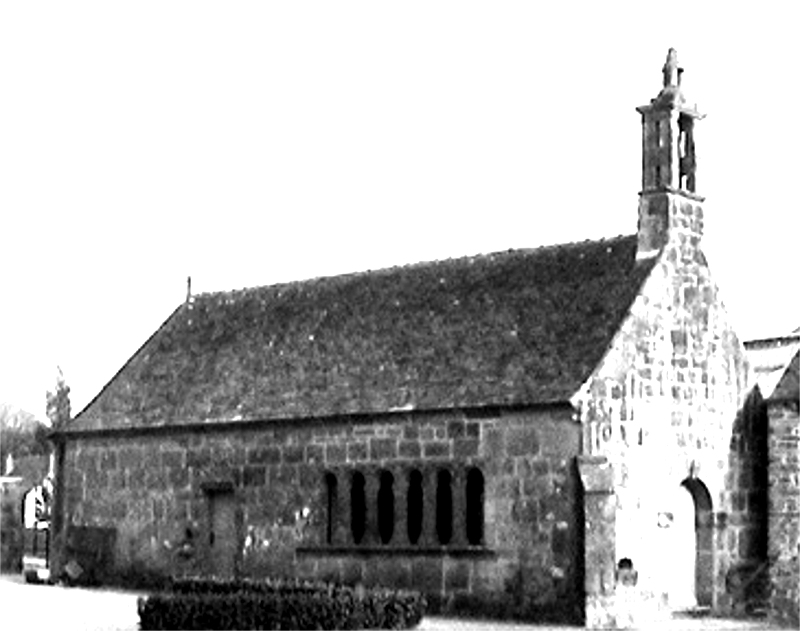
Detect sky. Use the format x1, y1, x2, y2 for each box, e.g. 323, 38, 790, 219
2, 2, 798, 422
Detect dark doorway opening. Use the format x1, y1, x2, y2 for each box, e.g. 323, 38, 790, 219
681, 477, 713, 607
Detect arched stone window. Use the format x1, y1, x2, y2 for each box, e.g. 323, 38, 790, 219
465, 467, 484, 545
350, 471, 366, 545
324, 472, 337, 545
377, 470, 395, 544
436, 469, 452, 545
407, 469, 423, 545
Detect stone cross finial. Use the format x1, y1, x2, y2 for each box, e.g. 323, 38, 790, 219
662, 48, 681, 88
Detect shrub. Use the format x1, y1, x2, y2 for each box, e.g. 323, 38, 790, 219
137, 576, 425, 630
424, 589, 582, 626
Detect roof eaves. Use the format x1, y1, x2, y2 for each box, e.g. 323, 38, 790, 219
55, 398, 578, 439
55, 303, 186, 436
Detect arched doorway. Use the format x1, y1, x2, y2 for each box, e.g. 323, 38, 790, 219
666, 483, 698, 609
682, 478, 713, 607
662, 478, 713, 610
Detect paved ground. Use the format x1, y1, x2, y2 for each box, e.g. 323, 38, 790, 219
0, 573, 784, 630
0, 573, 143, 631
418, 615, 779, 631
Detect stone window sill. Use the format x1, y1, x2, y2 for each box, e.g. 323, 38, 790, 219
297, 545, 495, 558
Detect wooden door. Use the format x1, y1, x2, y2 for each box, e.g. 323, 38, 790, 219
207, 491, 237, 579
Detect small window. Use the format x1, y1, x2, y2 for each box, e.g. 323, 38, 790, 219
466, 468, 484, 545
325, 472, 337, 545
350, 472, 366, 545
436, 469, 452, 545
407, 470, 423, 545
377, 470, 395, 544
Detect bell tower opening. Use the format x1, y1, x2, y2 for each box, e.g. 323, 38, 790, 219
635, 48, 706, 261
678, 114, 696, 192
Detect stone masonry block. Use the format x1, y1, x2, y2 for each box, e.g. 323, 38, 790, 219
412, 557, 444, 595
447, 420, 465, 438
347, 442, 368, 462
506, 427, 539, 457
99, 450, 117, 471
367, 558, 412, 589
383, 426, 404, 439
117, 447, 142, 469
306, 444, 324, 465
483, 429, 504, 459
403, 425, 419, 440
340, 559, 364, 586
271, 465, 297, 487
168, 466, 189, 489
423, 441, 451, 459
398, 440, 421, 459
326, 444, 346, 464
577, 456, 614, 493
454, 439, 479, 458
444, 559, 471, 591
161, 450, 183, 469
370, 438, 397, 461
187, 448, 213, 469
284, 445, 304, 464
77, 450, 98, 471
298, 465, 317, 489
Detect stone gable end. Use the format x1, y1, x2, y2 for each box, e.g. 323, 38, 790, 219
573, 236, 760, 616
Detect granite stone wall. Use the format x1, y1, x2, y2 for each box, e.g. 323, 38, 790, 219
723, 390, 769, 612
58, 405, 584, 621
767, 398, 800, 627
575, 193, 753, 621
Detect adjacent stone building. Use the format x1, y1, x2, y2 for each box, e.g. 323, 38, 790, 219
745, 333, 800, 627
51, 50, 789, 627
1, 455, 51, 573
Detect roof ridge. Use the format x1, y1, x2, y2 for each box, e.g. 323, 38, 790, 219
192, 233, 638, 302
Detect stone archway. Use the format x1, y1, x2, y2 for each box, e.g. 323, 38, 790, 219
665, 483, 698, 609
661, 478, 714, 611
681, 478, 713, 607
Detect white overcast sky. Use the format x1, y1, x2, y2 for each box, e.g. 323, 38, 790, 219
2, 2, 798, 422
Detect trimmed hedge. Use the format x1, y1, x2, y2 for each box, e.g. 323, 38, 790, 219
137, 576, 425, 630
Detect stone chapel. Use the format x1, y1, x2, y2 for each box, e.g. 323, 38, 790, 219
51, 50, 794, 627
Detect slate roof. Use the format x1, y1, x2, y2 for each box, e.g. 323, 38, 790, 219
68, 234, 655, 433
771, 351, 799, 402
744, 335, 800, 400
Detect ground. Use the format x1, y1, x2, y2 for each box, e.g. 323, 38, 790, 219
0, 574, 783, 630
